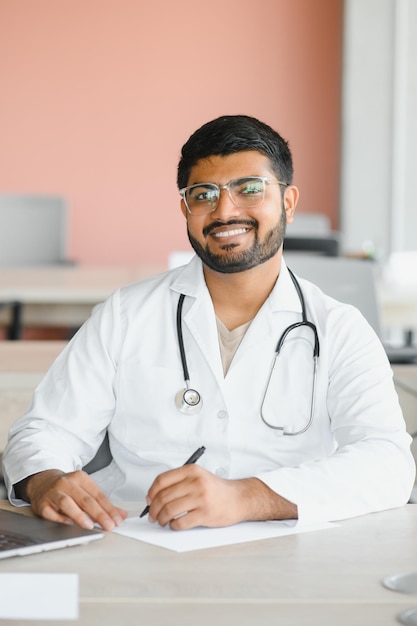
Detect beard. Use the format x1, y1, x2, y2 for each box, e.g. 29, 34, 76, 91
187, 207, 287, 274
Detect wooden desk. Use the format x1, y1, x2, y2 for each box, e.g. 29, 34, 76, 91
0, 265, 164, 329
0, 501, 416, 625
0, 339, 67, 373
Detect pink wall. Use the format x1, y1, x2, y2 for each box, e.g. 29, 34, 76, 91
0, 0, 343, 266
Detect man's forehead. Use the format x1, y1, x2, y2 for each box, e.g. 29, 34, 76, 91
188, 151, 274, 184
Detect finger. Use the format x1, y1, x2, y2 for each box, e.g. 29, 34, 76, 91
151, 483, 206, 527
146, 466, 188, 501
147, 464, 204, 512
59, 471, 128, 528
148, 469, 233, 529
34, 489, 98, 530
152, 498, 188, 527
148, 477, 195, 524
32, 501, 76, 526
54, 485, 123, 531
87, 484, 128, 526
169, 508, 205, 531
34, 471, 127, 530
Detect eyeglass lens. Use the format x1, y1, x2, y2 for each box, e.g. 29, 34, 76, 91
184, 177, 266, 215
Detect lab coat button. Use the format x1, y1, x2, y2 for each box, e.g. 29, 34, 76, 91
215, 467, 226, 477
217, 410, 228, 419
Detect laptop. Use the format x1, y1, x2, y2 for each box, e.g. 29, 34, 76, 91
0, 509, 104, 559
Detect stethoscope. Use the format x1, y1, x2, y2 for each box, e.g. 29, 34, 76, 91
175, 269, 320, 435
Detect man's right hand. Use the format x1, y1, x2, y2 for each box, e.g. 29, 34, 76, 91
18, 469, 127, 531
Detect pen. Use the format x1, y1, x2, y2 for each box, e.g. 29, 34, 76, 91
139, 446, 206, 518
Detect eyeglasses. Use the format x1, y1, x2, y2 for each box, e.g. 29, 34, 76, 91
179, 176, 288, 216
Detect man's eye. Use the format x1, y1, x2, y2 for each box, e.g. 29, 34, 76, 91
194, 190, 217, 202
240, 183, 263, 195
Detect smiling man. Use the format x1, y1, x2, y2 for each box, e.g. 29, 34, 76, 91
3, 115, 415, 532
181, 152, 293, 274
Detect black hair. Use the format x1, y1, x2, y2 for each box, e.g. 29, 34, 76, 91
177, 115, 293, 189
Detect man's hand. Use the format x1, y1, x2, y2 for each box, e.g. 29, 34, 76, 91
21, 469, 127, 531
145, 465, 297, 530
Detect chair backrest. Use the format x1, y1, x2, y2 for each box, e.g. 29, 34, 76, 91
0, 195, 67, 266
287, 212, 331, 236
82, 432, 113, 474
285, 254, 382, 336
284, 213, 340, 257
283, 235, 340, 256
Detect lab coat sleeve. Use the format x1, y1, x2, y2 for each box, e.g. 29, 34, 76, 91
255, 306, 416, 523
2, 291, 122, 503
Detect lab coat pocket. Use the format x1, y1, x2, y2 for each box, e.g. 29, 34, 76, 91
115, 361, 202, 452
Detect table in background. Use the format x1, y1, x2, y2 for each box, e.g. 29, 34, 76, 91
0, 501, 416, 625
379, 282, 417, 344
0, 265, 164, 332
0, 263, 416, 337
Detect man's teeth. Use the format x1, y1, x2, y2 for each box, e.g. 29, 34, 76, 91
213, 228, 248, 238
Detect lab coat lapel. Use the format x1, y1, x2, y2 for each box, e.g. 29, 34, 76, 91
170, 257, 225, 384
228, 260, 303, 365
268, 259, 304, 315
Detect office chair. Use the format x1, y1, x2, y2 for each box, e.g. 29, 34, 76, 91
287, 213, 332, 235
284, 213, 340, 257
0, 195, 68, 267
285, 254, 417, 364
0, 195, 69, 339
283, 235, 340, 256
82, 432, 113, 474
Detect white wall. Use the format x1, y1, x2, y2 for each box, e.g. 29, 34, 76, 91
341, 0, 417, 261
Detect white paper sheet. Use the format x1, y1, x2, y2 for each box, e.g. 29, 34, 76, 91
114, 516, 337, 552
0, 573, 78, 620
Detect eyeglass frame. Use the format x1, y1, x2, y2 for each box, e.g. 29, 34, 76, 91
179, 176, 288, 215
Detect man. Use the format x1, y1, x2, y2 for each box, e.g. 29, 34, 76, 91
3, 115, 415, 532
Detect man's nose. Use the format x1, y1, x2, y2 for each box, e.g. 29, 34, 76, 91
211, 188, 241, 219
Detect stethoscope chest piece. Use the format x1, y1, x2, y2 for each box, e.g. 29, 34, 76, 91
175, 385, 203, 415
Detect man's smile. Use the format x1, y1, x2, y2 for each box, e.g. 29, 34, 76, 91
212, 227, 251, 238
203, 219, 257, 238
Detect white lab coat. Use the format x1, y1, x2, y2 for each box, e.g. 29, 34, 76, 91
3, 256, 415, 522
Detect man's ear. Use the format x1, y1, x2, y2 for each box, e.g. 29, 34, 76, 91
284, 186, 299, 225
180, 199, 188, 219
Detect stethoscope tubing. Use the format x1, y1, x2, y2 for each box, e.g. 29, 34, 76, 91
176, 268, 320, 433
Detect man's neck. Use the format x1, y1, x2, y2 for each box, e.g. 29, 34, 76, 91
203, 254, 283, 331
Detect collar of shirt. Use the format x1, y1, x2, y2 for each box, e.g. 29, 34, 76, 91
170, 254, 303, 316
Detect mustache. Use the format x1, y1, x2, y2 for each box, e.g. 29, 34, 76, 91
203, 218, 258, 237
